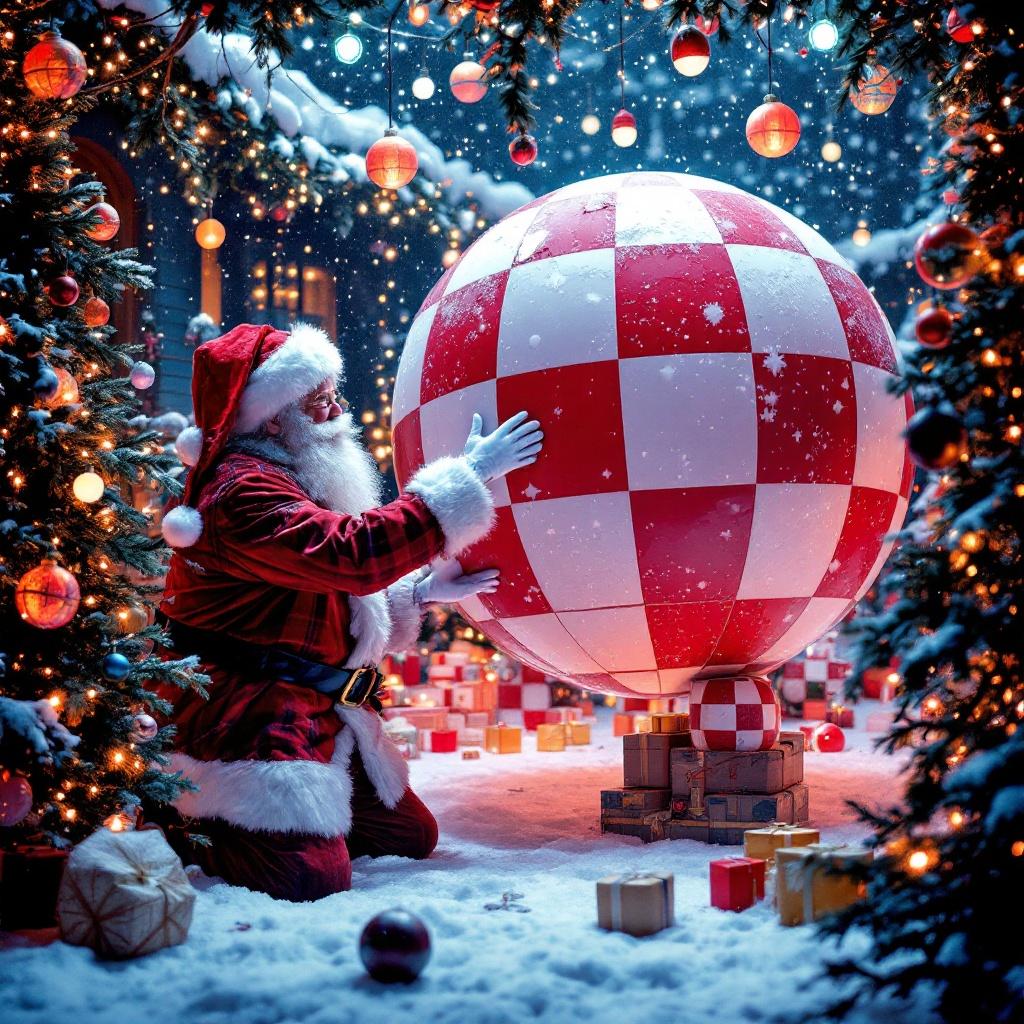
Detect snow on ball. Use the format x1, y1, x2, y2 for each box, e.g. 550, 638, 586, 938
130, 361, 156, 390
391, 172, 912, 699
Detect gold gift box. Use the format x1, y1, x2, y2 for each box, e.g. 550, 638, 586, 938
650, 712, 689, 734
744, 824, 820, 863
565, 721, 591, 745
596, 872, 674, 937
776, 844, 872, 926
484, 724, 522, 754
536, 723, 566, 751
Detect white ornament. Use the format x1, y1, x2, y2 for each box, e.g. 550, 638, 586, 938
130, 361, 156, 390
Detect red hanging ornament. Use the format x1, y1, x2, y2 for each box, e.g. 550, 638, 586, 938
365, 129, 419, 190
83, 296, 110, 327
850, 65, 899, 115
914, 221, 982, 289
85, 202, 120, 241
46, 275, 79, 307
466, 0, 500, 10
22, 29, 88, 100
0, 771, 34, 826
611, 108, 637, 148
44, 367, 79, 409
15, 558, 81, 629
746, 95, 801, 158
945, 7, 975, 43
508, 133, 538, 166
915, 306, 954, 348
670, 26, 711, 77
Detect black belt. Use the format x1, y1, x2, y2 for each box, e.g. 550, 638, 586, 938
163, 617, 383, 708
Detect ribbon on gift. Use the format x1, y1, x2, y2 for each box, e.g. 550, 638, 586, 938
720, 857, 762, 905
764, 822, 803, 846
607, 873, 671, 932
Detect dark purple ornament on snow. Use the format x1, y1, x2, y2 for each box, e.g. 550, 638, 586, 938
358, 909, 431, 983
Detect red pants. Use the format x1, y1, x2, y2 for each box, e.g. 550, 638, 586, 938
182, 754, 437, 902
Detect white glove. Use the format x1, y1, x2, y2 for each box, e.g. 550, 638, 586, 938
413, 558, 500, 607
463, 411, 544, 484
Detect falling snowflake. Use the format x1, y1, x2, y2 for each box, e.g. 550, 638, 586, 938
763, 390, 779, 406
548, 269, 567, 289
553, 406, 563, 416
601, 469, 612, 479
832, 400, 844, 414
528, 334, 542, 348
793, 429, 803, 442
828, 558, 841, 574
523, 483, 542, 500
760, 407, 777, 423
659, 364, 676, 381
703, 302, 725, 326
763, 348, 788, 376
720, 529, 732, 540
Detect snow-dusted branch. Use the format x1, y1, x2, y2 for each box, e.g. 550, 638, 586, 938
0, 697, 80, 766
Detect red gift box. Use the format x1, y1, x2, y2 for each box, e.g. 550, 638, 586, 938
579, 699, 595, 716
803, 698, 828, 720
709, 856, 766, 912
620, 697, 650, 712
498, 684, 522, 709
429, 729, 458, 753
523, 709, 562, 731
0, 844, 69, 929
826, 705, 855, 728
400, 654, 422, 686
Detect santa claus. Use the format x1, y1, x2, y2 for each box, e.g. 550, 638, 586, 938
153, 322, 543, 901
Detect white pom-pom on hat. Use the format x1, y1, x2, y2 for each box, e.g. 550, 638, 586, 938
174, 426, 203, 467
161, 505, 203, 548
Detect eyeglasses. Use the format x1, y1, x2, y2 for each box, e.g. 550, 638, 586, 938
303, 390, 349, 413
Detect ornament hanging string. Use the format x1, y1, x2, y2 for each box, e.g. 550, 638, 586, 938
618, 0, 626, 108
386, 0, 405, 129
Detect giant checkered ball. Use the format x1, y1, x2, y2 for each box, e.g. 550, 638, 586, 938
690, 676, 780, 751
392, 172, 912, 699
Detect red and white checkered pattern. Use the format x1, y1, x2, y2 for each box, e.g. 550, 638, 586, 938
392, 172, 913, 698
690, 676, 781, 751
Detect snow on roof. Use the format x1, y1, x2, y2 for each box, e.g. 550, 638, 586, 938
96, 0, 533, 221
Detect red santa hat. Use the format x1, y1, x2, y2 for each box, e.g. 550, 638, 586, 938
162, 322, 342, 548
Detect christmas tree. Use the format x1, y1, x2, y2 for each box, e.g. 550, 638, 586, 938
0, 23, 205, 843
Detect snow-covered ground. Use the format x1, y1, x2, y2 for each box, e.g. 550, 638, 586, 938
2, 704, 938, 1024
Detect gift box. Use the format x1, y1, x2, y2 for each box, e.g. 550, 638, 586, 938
446, 712, 467, 732
399, 654, 422, 686
600, 811, 671, 844
651, 712, 689, 734
523, 708, 562, 731
498, 684, 522, 709
601, 788, 671, 813
743, 824, 820, 863
485, 724, 522, 754
384, 706, 449, 730
776, 844, 872, 926
862, 665, 899, 700
618, 697, 672, 714
403, 684, 446, 708
496, 708, 524, 727
803, 699, 828, 720
613, 713, 636, 737
669, 734, 803, 796
564, 721, 591, 745
633, 714, 653, 734
383, 717, 420, 760
579, 699, 595, 717
548, 706, 583, 723
536, 723, 566, 751
596, 873, 674, 936
429, 729, 458, 753
458, 727, 485, 746
431, 651, 470, 667
462, 749, 481, 760
826, 704, 855, 728
710, 857, 766, 912
624, 731, 693, 788
522, 682, 552, 710
665, 786, 810, 846
0, 844, 69, 929
465, 711, 491, 729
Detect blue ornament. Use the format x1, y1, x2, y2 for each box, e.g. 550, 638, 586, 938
102, 652, 131, 681
33, 366, 60, 401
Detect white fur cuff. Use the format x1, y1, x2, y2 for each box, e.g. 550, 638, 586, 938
385, 571, 427, 655
406, 456, 496, 557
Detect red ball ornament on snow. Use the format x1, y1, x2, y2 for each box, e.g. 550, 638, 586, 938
811, 721, 845, 753
671, 26, 711, 77
746, 95, 801, 157
85, 202, 120, 242
46, 275, 79, 307
15, 558, 81, 629
83, 296, 110, 327
365, 129, 419, 190
689, 676, 780, 751
359, 909, 431, 983
391, 173, 912, 700
22, 29, 88, 100
0, 771, 34, 826
915, 306, 954, 349
946, 7, 975, 43
850, 65, 898, 115
508, 133, 538, 167
914, 221, 982, 290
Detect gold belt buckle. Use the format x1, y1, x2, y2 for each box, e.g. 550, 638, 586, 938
338, 666, 378, 708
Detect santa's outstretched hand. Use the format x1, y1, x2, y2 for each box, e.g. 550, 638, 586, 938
414, 410, 544, 607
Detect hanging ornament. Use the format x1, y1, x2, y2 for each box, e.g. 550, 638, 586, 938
333, 32, 363, 65
611, 109, 637, 147
45, 367, 79, 409
269, 204, 292, 224
22, 28, 88, 100
807, 18, 839, 51
195, 218, 226, 250
83, 296, 110, 327
412, 71, 435, 100
73, 471, 105, 503
449, 57, 488, 103
34, 364, 60, 402
946, 7, 975, 43
0, 771, 34, 826
359, 909, 432, 983
905, 406, 966, 471
117, 604, 149, 634
695, 14, 719, 35
914, 222, 982, 289
46, 274, 79, 307
746, 95, 801, 157
15, 558, 81, 629
467, 0, 500, 10
508, 133, 538, 166
671, 26, 711, 77
581, 113, 601, 136
821, 140, 842, 162
130, 713, 159, 743
915, 306, 954, 349
102, 652, 132, 681
85, 202, 120, 242
850, 65, 899, 115
407, 2, 430, 26
366, 130, 419, 190
130, 361, 156, 390
811, 722, 845, 753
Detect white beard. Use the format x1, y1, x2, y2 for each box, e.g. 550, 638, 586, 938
273, 405, 384, 515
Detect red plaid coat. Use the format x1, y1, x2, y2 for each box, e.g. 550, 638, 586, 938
156, 450, 495, 838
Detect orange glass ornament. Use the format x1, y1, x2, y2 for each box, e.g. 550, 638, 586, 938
15, 559, 81, 629
365, 129, 419, 190
22, 29, 87, 100
83, 296, 110, 327
850, 65, 898, 115
45, 367, 79, 409
746, 95, 801, 157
